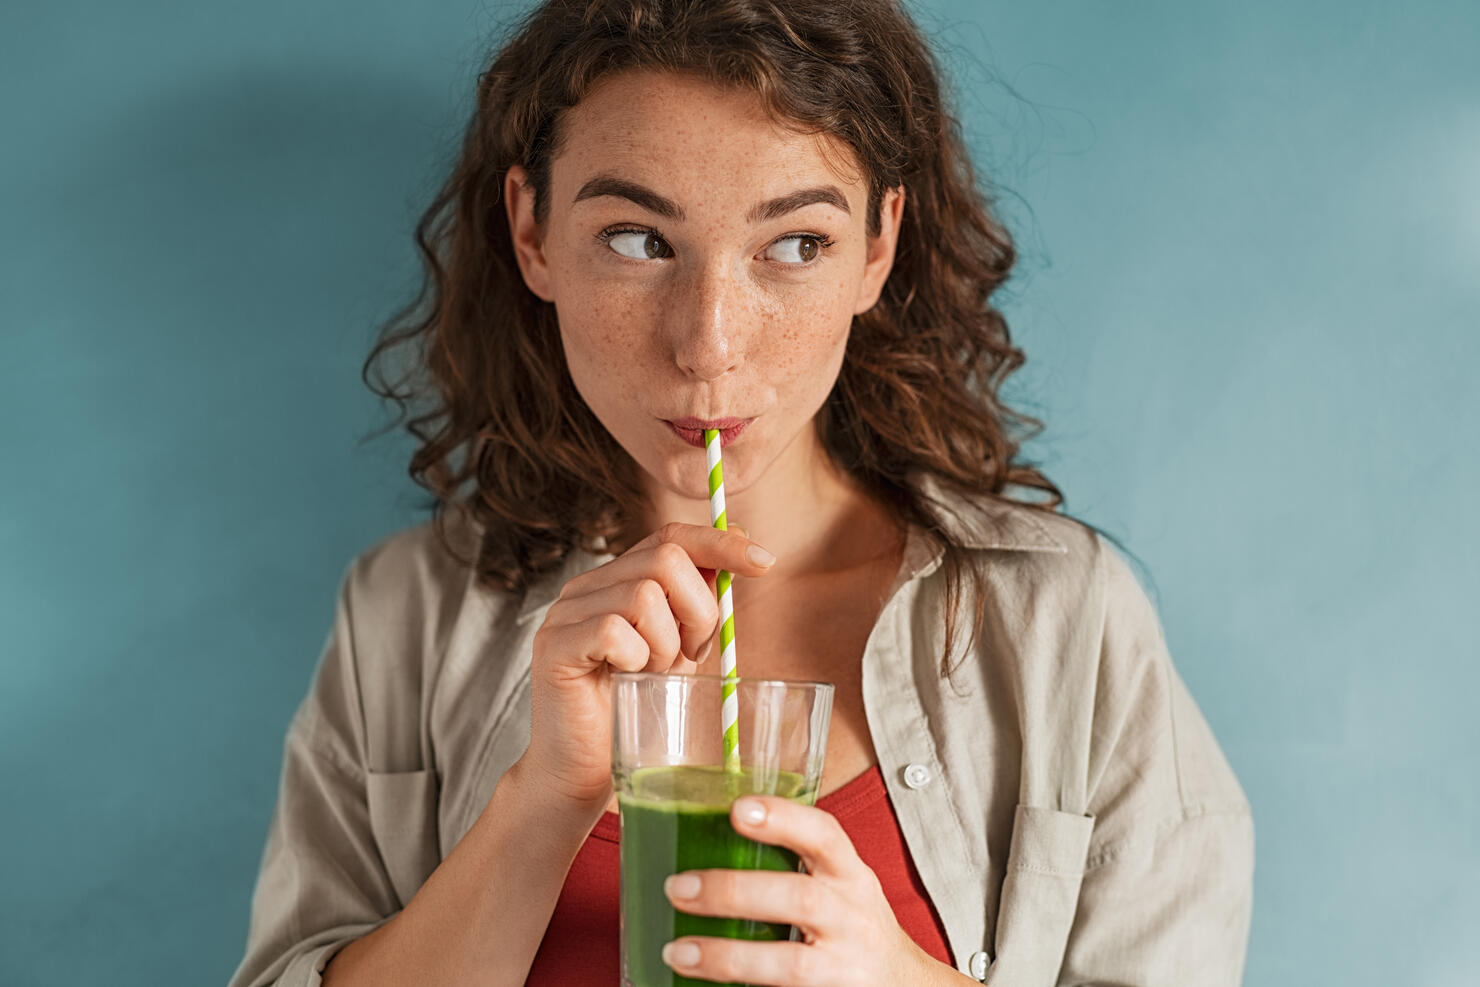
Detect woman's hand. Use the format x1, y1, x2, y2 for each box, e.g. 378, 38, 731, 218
518, 522, 776, 809
659, 796, 974, 986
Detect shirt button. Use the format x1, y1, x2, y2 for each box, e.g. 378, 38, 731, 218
968, 950, 990, 980
902, 762, 933, 790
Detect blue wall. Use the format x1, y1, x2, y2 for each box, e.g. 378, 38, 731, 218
2, 1, 1475, 983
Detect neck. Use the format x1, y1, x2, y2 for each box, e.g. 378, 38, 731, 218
635, 423, 903, 578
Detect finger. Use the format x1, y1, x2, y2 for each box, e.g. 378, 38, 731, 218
664, 869, 838, 934
696, 525, 748, 586
626, 521, 776, 577
543, 579, 685, 667
661, 936, 821, 987
554, 545, 713, 659
689, 624, 719, 667
633, 525, 770, 658
639, 541, 727, 660
558, 524, 773, 659
536, 612, 650, 677
563, 523, 771, 603
730, 797, 865, 881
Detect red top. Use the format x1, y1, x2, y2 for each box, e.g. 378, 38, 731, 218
526, 764, 953, 984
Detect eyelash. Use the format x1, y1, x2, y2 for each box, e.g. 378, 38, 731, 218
594, 225, 837, 265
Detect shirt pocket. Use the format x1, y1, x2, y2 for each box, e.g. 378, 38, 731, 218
365, 768, 442, 909
986, 804, 1095, 985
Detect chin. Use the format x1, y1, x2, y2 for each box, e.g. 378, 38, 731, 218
625, 415, 785, 510
654, 445, 751, 511
618, 444, 713, 507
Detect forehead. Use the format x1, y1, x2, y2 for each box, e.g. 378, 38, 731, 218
551, 70, 865, 206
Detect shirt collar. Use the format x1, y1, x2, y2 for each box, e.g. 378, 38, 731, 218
513, 470, 1067, 625
905, 470, 1068, 554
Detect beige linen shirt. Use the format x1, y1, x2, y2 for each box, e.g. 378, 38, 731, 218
228, 475, 1254, 986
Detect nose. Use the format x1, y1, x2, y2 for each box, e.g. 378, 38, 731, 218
666, 262, 745, 381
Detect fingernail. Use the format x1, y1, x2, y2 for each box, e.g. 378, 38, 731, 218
662, 940, 701, 969
696, 638, 714, 663
746, 544, 776, 567
664, 873, 701, 900
734, 797, 767, 826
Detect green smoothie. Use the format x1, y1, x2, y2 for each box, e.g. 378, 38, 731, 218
618, 765, 815, 987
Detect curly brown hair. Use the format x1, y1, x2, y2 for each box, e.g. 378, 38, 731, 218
361, 0, 1103, 674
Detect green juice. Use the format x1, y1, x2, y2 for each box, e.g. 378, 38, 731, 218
618, 765, 815, 987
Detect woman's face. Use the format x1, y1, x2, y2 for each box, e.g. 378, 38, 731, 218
505, 69, 904, 507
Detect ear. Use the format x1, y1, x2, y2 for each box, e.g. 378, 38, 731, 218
852, 185, 906, 316
505, 165, 555, 302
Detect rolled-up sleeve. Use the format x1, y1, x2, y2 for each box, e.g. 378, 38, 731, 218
227, 564, 400, 987
1059, 804, 1254, 985
1057, 546, 1255, 986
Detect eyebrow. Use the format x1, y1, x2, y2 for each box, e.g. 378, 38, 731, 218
571, 175, 851, 224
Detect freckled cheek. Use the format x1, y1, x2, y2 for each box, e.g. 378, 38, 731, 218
760, 288, 853, 382
557, 283, 662, 366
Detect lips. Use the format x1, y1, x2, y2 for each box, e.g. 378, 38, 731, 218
664, 417, 754, 448
668, 416, 751, 431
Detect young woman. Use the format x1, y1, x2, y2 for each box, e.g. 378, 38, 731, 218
229, 2, 1253, 985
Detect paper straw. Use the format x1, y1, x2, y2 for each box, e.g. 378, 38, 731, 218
704, 428, 741, 774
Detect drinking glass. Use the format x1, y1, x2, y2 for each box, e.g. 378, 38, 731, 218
611, 671, 835, 987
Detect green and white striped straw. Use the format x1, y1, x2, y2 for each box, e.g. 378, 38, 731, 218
703, 428, 741, 774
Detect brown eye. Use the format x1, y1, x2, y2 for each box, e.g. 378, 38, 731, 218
603, 229, 672, 260
764, 233, 832, 266
643, 233, 667, 259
